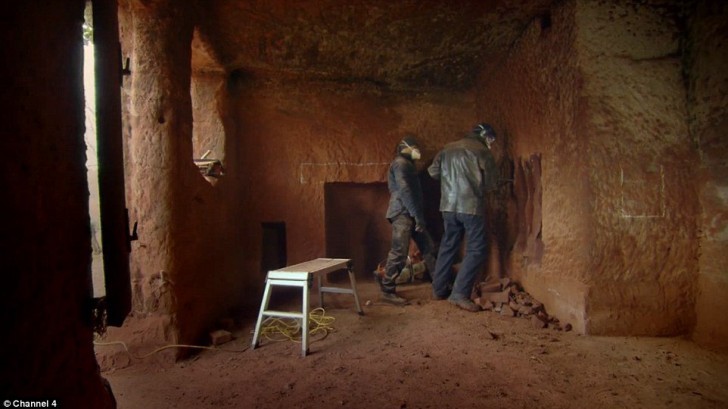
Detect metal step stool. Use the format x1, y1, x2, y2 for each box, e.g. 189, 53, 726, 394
251, 258, 363, 357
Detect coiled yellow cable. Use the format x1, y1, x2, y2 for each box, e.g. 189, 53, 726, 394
94, 308, 335, 357
260, 307, 335, 343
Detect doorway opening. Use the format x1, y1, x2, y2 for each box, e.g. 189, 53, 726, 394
83, 2, 105, 298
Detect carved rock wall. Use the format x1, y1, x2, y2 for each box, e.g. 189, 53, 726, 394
112, 0, 726, 352
688, 1, 728, 352
229, 76, 476, 283
578, 0, 698, 336
477, 0, 702, 336
116, 0, 478, 347
115, 0, 248, 351
476, 0, 591, 332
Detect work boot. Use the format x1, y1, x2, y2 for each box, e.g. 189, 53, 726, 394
448, 297, 481, 312
381, 292, 409, 306
431, 292, 448, 301
373, 271, 383, 285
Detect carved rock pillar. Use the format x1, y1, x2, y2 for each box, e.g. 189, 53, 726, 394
127, 0, 196, 328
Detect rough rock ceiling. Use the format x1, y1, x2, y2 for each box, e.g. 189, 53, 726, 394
195, 0, 555, 90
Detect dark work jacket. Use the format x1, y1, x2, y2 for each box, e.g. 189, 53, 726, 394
385, 155, 426, 225
428, 134, 497, 216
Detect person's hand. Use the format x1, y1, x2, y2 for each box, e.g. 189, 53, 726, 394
415, 223, 425, 233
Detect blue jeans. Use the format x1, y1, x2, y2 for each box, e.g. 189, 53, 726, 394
432, 212, 487, 301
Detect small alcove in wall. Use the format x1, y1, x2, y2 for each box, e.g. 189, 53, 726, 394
260, 221, 293, 308
261, 221, 287, 275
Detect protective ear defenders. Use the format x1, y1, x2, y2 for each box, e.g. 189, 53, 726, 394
473, 123, 496, 141
476, 124, 488, 138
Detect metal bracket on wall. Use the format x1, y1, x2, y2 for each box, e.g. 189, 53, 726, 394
118, 43, 130, 85
122, 57, 131, 76
125, 208, 138, 252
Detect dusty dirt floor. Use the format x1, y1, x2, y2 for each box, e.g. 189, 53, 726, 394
97, 280, 728, 409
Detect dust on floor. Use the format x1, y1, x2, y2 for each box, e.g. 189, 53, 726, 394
98, 281, 728, 409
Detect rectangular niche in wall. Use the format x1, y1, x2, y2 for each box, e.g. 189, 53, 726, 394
324, 182, 390, 281
261, 222, 287, 274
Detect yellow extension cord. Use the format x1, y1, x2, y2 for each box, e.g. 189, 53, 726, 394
259, 307, 336, 343
93, 307, 335, 358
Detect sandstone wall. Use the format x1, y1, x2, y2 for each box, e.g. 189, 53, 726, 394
688, 0, 728, 352
110, 1, 247, 353
110, 0, 725, 351
477, 0, 699, 335
115, 0, 477, 348
229, 76, 476, 283
577, 0, 698, 335
0, 2, 115, 406
476, 1, 591, 332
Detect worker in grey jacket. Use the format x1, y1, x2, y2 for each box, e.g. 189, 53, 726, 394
428, 123, 498, 312
379, 135, 436, 305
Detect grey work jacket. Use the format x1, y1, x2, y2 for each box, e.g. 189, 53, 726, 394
428, 135, 497, 216
385, 155, 426, 225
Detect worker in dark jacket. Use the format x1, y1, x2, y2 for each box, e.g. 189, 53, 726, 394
379, 135, 436, 305
428, 123, 498, 312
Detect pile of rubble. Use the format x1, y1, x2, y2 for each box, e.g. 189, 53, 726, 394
474, 278, 572, 331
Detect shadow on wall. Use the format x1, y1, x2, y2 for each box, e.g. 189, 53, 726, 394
486, 155, 516, 281
324, 182, 391, 280
513, 154, 544, 268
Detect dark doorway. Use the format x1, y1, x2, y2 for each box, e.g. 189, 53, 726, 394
324, 182, 390, 281
261, 222, 287, 274
262, 222, 301, 308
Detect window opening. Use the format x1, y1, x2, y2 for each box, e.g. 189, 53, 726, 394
191, 30, 226, 184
